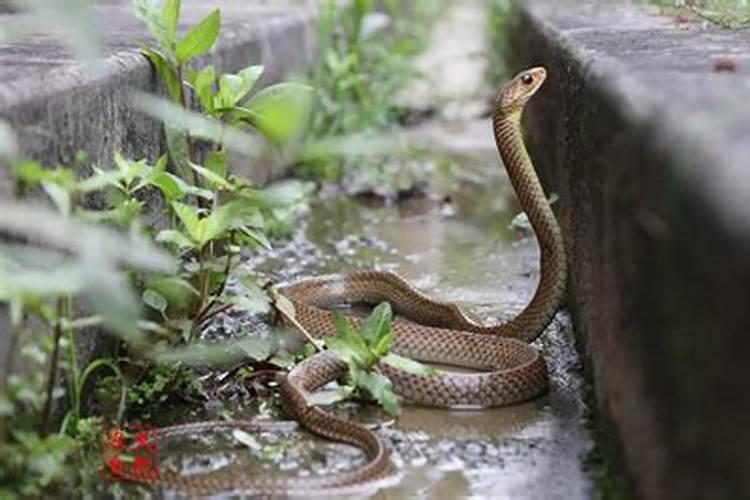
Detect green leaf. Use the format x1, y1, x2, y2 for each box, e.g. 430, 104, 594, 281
142, 289, 168, 314
205, 149, 227, 180
171, 201, 203, 244
146, 276, 198, 314
76, 167, 124, 193
214, 65, 263, 110
193, 65, 216, 113
382, 353, 437, 377
355, 370, 400, 416
176, 8, 220, 64
238, 83, 314, 144
156, 229, 195, 250
328, 313, 372, 366
360, 302, 392, 346
162, 0, 181, 42
190, 162, 231, 190
12, 161, 75, 188
142, 47, 181, 102
240, 227, 272, 251
133, 0, 173, 59
372, 329, 394, 358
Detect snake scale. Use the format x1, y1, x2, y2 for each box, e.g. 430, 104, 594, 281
121, 67, 566, 496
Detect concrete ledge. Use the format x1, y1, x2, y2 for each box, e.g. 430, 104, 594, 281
0, 0, 318, 190
506, 1, 750, 499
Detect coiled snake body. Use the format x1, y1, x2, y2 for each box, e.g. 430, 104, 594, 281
123, 67, 566, 496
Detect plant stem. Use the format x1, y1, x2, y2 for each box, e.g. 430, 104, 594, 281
197, 303, 233, 326
41, 299, 64, 435
196, 231, 235, 324
63, 297, 80, 429
0, 301, 23, 443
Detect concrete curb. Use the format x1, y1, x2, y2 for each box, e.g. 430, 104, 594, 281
506, 1, 750, 499
0, 1, 317, 189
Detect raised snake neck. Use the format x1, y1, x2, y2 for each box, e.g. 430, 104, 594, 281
120, 67, 567, 496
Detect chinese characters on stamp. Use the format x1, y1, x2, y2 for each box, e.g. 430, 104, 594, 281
101, 423, 159, 482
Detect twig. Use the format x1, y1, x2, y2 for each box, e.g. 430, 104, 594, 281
41, 299, 64, 435
269, 288, 323, 352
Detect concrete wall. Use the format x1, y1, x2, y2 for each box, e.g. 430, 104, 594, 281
505, 1, 750, 499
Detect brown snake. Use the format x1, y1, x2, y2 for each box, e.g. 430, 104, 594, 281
121, 67, 566, 496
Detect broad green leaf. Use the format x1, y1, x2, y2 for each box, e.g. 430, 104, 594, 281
146, 171, 183, 201
162, 0, 181, 42
205, 149, 227, 180
372, 329, 394, 358
12, 161, 75, 188
133, 0, 173, 58
355, 370, 400, 416
171, 201, 203, 244
142, 289, 168, 314
146, 276, 198, 314
382, 353, 437, 377
214, 65, 263, 110
76, 167, 124, 193
193, 65, 216, 113
329, 312, 372, 366
326, 337, 367, 368
156, 229, 193, 250
142, 47, 181, 102
238, 83, 314, 144
240, 227, 272, 251
176, 8, 220, 64
190, 162, 231, 190
360, 302, 392, 345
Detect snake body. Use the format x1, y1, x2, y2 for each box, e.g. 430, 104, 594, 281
123, 67, 566, 496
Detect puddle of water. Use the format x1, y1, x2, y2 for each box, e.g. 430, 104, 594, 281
238, 137, 593, 499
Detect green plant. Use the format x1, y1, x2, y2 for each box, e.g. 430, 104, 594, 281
2, 1, 315, 495
0, 201, 173, 496
647, 0, 750, 28
297, 0, 444, 180
307, 303, 436, 416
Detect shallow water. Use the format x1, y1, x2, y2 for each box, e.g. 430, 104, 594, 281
116, 0, 594, 496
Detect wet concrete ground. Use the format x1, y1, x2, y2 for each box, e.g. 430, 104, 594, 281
137, 0, 595, 498
247, 1, 594, 497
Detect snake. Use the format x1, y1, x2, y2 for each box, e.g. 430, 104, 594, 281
119, 67, 566, 496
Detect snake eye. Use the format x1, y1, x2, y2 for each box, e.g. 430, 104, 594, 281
521, 74, 534, 85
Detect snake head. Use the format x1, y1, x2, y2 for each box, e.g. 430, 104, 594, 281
497, 67, 547, 114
